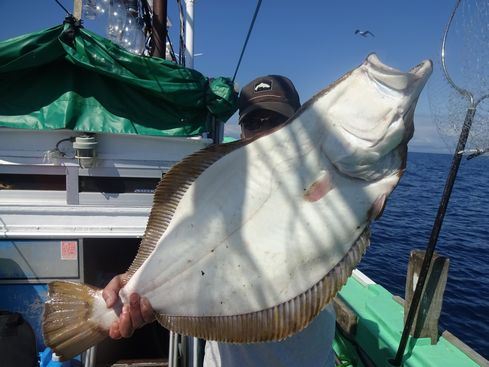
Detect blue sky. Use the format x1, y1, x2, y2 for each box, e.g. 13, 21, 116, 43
0, 1, 458, 153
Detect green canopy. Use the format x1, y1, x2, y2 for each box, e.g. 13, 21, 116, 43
0, 18, 238, 137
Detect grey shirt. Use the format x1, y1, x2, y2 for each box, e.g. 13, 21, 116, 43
203, 304, 336, 367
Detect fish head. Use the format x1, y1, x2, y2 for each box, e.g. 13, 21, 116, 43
318, 53, 432, 181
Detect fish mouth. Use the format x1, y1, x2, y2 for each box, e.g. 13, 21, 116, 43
409, 59, 434, 77
323, 54, 432, 182
366, 53, 432, 94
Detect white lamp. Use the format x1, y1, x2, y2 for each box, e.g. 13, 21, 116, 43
73, 135, 98, 168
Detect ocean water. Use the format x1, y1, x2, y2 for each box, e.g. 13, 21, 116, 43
358, 151, 489, 360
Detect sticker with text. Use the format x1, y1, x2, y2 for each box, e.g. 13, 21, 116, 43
60, 241, 78, 260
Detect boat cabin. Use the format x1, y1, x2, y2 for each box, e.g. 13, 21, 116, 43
0, 19, 236, 367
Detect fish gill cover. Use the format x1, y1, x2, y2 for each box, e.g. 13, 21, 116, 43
0, 18, 238, 137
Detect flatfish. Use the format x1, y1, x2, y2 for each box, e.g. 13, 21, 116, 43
43, 54, 432, 360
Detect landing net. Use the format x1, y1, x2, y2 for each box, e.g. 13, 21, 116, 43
393, 1, 489, 364
428, 0, 489, 159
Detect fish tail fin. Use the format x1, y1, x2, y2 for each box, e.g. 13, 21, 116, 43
43, 281, 118, 361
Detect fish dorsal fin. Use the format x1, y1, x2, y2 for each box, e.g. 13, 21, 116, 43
155, 228, 370, 342
123, 139, 248, 284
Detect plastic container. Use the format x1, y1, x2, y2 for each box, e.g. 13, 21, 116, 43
48, 352, 72, 366
39, 347, 53, 367
39, 348, 72, 367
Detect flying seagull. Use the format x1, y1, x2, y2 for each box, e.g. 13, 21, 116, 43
355, 29, 375, 37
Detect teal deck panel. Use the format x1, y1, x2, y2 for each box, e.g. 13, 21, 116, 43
334, 274, 481, 367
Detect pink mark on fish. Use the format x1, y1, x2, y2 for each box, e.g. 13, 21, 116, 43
304, 170, 333, 202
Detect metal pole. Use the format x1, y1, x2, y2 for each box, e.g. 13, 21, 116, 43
152, 0, 168, 58
169, 331, 174, 367
184, 0, 195, 68
390, 107, 476, 366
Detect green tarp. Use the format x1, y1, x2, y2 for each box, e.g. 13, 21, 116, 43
0, 18, 238, 137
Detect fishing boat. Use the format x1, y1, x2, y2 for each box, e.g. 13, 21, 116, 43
0, 1, 488, 367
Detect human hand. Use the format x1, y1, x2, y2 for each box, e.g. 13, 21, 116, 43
102, 273, 155, 339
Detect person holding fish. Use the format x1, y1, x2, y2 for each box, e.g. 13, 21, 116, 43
43, 55, 432, 365
103, 75, 337, 366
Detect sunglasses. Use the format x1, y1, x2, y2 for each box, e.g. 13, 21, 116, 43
241, 111, 288, 131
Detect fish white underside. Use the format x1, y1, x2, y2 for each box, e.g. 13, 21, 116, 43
121, 79, 404, 316
120, 54, 431, 317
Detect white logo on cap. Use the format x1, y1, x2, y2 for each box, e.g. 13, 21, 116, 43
254, 82, 272, 92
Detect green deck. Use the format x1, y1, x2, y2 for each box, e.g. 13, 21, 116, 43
333, 272, 483, 367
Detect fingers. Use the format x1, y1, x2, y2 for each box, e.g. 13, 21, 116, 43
103, 273, 155, 340
107, 293, 155, 340
129, 293, 145, 329
109, 304, 133, 339
102, 274, 124, 308
128, 294, 155, 329
140, 297, 155, 323
118, 304, 134, 338
109, 320, 122, 340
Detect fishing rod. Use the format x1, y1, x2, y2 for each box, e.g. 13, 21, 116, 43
390, 0, 489, 364
232, 0, 262, 83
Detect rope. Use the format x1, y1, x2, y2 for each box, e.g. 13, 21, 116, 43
54, 0, 71, 15
177, 0, 186, 66
232, 0, 263, 83
140, 0, 154, 55
167, 33, 178, 62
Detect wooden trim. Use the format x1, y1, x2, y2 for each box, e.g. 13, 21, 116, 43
73, 0, 82, 19
442, 330, 489, 366
405, 250, 449, 344
332, 297, 358, 338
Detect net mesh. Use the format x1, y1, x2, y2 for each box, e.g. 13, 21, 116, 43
428, 0, 489, 157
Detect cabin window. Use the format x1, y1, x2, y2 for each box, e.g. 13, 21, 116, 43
78, 176, 161, 193
0, 239, 79, 280
0, 174, 65, 191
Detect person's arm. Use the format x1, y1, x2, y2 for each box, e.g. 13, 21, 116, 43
102, 273, 155, 339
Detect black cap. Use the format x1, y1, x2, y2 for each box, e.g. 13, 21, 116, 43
238, 75, 300, 123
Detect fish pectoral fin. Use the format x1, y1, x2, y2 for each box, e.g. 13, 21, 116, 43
303, 170, 333, 202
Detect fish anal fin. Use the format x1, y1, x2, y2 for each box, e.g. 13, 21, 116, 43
304, 170, 333, 202
155, 228, 370, 342
124, 139, 248, 283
